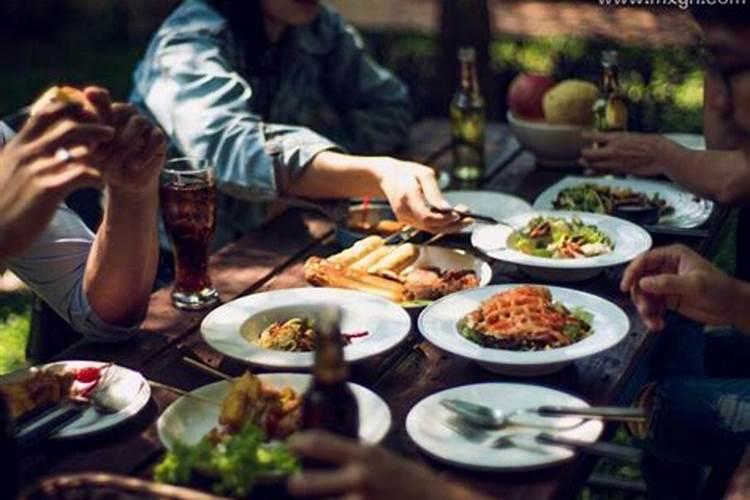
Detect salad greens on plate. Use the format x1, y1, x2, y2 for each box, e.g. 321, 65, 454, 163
508, 216, 613, 259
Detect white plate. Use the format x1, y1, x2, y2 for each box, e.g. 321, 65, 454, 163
201, 288, 411, 369
0, 361, 150, 439
444, 191, 532, 234
407, 245, 493, 290
471, 210, 652, 282
418, 284, 630, 375
406, 383, 604, 471
533, 176, 714, 229
157, 373, 391, 450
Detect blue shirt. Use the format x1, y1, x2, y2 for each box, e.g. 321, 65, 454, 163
1, 124, 138, 342
130, 0, 411, 248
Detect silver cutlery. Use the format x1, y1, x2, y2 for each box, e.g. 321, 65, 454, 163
441, 399, 646, 429
444, 416, 643, 464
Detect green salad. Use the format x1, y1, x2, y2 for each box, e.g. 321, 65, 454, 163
508, 216, 614, 259
552, 183, 673, 216
154, 422, 299, 498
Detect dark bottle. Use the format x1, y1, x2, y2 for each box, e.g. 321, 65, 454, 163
593, 49, 628, 133
0, 395, 18, 500
301, 306, 358, 468
450, 46, 486, 188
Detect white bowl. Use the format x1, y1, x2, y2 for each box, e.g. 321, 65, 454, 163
471, 210, 652, 282
201, 288, 412, 369
418, 284, 630, 376
507, 111, 588, 168
158, 373, 392, 450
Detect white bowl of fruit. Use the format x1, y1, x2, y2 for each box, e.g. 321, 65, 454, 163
507, 74, 597, 168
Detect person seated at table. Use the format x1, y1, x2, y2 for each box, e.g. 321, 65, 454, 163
1, 87, 166, 342
579, 8, 750, 206
130, 0, 463, 250
621, 243, 750, 498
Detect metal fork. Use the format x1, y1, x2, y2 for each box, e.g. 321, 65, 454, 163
444, 416, 643, 463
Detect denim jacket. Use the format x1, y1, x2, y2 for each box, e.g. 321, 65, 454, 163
130, 0, 411, 247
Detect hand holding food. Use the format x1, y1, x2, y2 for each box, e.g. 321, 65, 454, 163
87, 95, 167, 198
621, 244, 750, 332
0, 89, 115, 260
580, 131, 676, 176
508, 216, 614, 258
288, 431, 483, 500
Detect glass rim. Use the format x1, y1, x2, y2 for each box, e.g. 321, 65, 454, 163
163, 156, 213, 175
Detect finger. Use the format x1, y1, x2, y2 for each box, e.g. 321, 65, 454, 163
630, 287, 665, 332
83, 87, 114, 126
46, 164, 104, 193
638, 274, 695, 298
287, 466, 364, 497
29, 122, 115, 157
19, 101, 92, 140
581, 130, 612, 144
288, 431, 364, 465
621, 248, 675, 292
580, 146, 614, 162
418, 170, 450, 209
111, 103, 139, 128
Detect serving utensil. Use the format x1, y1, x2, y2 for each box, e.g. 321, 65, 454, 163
444, 416, 642, 464
148, 380, 223, 406
441, 399, 646, 429
428, 204, 500, 225
182, 357, 233, 381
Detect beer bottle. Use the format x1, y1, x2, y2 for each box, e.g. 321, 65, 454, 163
593, 50, 628, 133
301, 306, 358, 466
450, 47, 486, 188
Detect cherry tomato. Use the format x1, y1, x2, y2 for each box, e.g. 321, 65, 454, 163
76, 366, 101, 384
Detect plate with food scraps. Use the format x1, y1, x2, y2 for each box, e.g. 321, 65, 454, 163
406, 382, 604, 470
0, 360, 150, 439
201, 288, 412, 369
418, 284, 629, 376
443, 191, 532, 234
157, 371, 392, 451
471, 210, 651, 282
533, 176, 713, 229
304, 236, 493, 308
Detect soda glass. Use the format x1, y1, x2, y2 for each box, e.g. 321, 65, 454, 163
160, 157, 219, 310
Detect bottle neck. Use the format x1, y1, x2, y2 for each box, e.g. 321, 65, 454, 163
312, 330, 348, 385
602, 65, 620, 95
459, 60, 480, 98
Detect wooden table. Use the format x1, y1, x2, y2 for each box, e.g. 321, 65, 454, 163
21, 120, 728, 499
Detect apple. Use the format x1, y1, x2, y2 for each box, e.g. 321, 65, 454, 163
507, 73, 556, 120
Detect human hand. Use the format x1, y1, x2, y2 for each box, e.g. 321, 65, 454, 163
85, 88, 167, 199
580, 131, 676, 176
620, 244, 746, 331
287, 431, 477, 500
0, 98, 114, 260
372, 158, 466, 234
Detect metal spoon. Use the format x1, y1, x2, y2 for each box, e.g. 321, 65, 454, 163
441, 399, 646, 429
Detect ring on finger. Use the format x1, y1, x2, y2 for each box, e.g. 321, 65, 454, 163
55, 147, 73, 163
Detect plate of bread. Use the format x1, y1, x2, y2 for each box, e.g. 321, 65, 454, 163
304, 236, 492, 307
